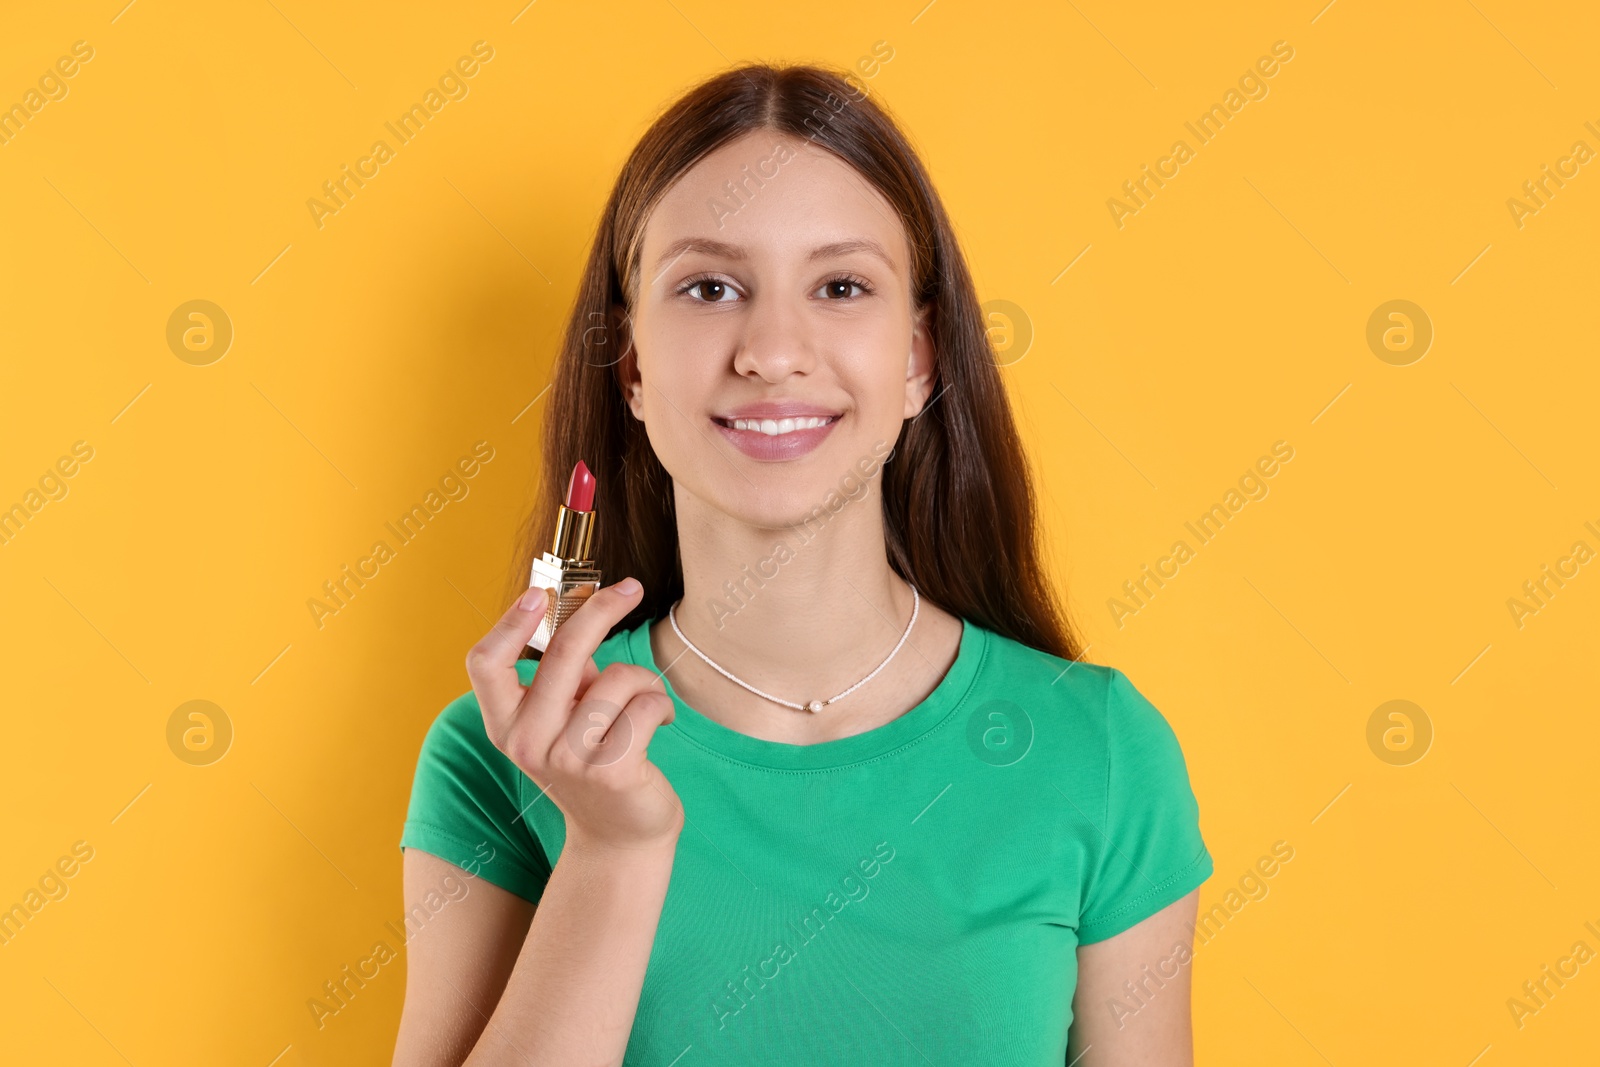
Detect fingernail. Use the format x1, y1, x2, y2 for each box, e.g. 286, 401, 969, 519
518, 588, 547, 612
616, 577, 641, 595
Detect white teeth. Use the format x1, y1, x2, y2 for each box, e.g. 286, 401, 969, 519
728, 415, 833, 435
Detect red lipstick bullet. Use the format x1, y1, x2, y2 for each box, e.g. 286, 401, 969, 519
526, 460, 603, 653
565, 459, 595, 511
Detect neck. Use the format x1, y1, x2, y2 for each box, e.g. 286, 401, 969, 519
668, 480, 914, 700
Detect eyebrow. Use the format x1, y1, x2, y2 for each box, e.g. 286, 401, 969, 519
651, 237, 898, 277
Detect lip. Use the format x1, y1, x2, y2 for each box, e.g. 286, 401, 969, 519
711, 410, 842, 462
715, 400, 843, 420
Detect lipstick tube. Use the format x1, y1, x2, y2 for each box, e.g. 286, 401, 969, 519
526, 461, 602, 653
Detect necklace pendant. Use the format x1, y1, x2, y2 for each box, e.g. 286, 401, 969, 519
806, 699, 824, 713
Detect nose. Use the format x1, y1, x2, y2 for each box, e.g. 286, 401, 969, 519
731, 291, 817, 383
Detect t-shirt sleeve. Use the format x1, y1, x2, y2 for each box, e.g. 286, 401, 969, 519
399, 688, 553, 904
1076, 668, 1212, 945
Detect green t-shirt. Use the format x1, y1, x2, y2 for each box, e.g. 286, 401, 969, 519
400, 615, 1212, 1064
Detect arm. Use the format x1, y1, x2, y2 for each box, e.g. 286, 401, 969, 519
393, 579, 683, 1066
394, 836, 678, 1067
393, 848, 535, 1065
1066, 889, 1200, 1066
466, 834, 677, 1066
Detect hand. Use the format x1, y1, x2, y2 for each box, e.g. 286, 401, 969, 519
466, 578, 684, 854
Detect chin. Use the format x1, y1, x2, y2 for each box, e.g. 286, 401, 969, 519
708, 484, 834, 533
714, 448, 887, 534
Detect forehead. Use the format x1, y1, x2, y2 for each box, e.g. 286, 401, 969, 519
640, 131, 909, 278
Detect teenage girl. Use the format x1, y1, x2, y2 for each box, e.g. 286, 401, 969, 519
394, 63, 1210, 1066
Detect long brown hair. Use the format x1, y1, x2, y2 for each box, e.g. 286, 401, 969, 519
508, 62, 1083, 662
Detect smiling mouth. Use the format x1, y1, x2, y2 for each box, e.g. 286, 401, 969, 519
711, 415, 840, 436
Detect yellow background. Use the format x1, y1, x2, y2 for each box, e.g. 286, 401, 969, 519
2, 0, 1597, 1063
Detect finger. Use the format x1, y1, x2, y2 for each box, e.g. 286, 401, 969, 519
572, 655, 602, 699
528, 578, 644, 706
466, 589, 550, 735
604, 690, 677, 773
540, 659, 659, 767
613, 689, 676, 762
579, 662, 667, 709
561, 689, 674, 772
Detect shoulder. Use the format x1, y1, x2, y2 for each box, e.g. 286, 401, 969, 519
970, 624, 1186, 754
969, 623, 1117, 716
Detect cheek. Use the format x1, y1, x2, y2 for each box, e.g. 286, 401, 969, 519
637, 352, 715, 447
641, 378, 697, 439
826, 320, 907, 396
851, 351, 914, 425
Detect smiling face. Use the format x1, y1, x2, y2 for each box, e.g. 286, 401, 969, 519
620, 130, 937, 529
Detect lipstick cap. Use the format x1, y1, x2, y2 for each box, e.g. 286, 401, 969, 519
550, 504, 595, 562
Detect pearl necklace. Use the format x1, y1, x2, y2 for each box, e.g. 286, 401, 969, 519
667, 586, 920, 713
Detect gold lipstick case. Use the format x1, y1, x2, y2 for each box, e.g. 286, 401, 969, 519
526, 500, 601, 653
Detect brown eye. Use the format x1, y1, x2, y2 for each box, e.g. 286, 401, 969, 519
680, 278, 738, 303
816, 276, 871, 300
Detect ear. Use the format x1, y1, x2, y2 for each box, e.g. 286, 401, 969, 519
608, 305, 646, 420
902, 306, 937, 419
